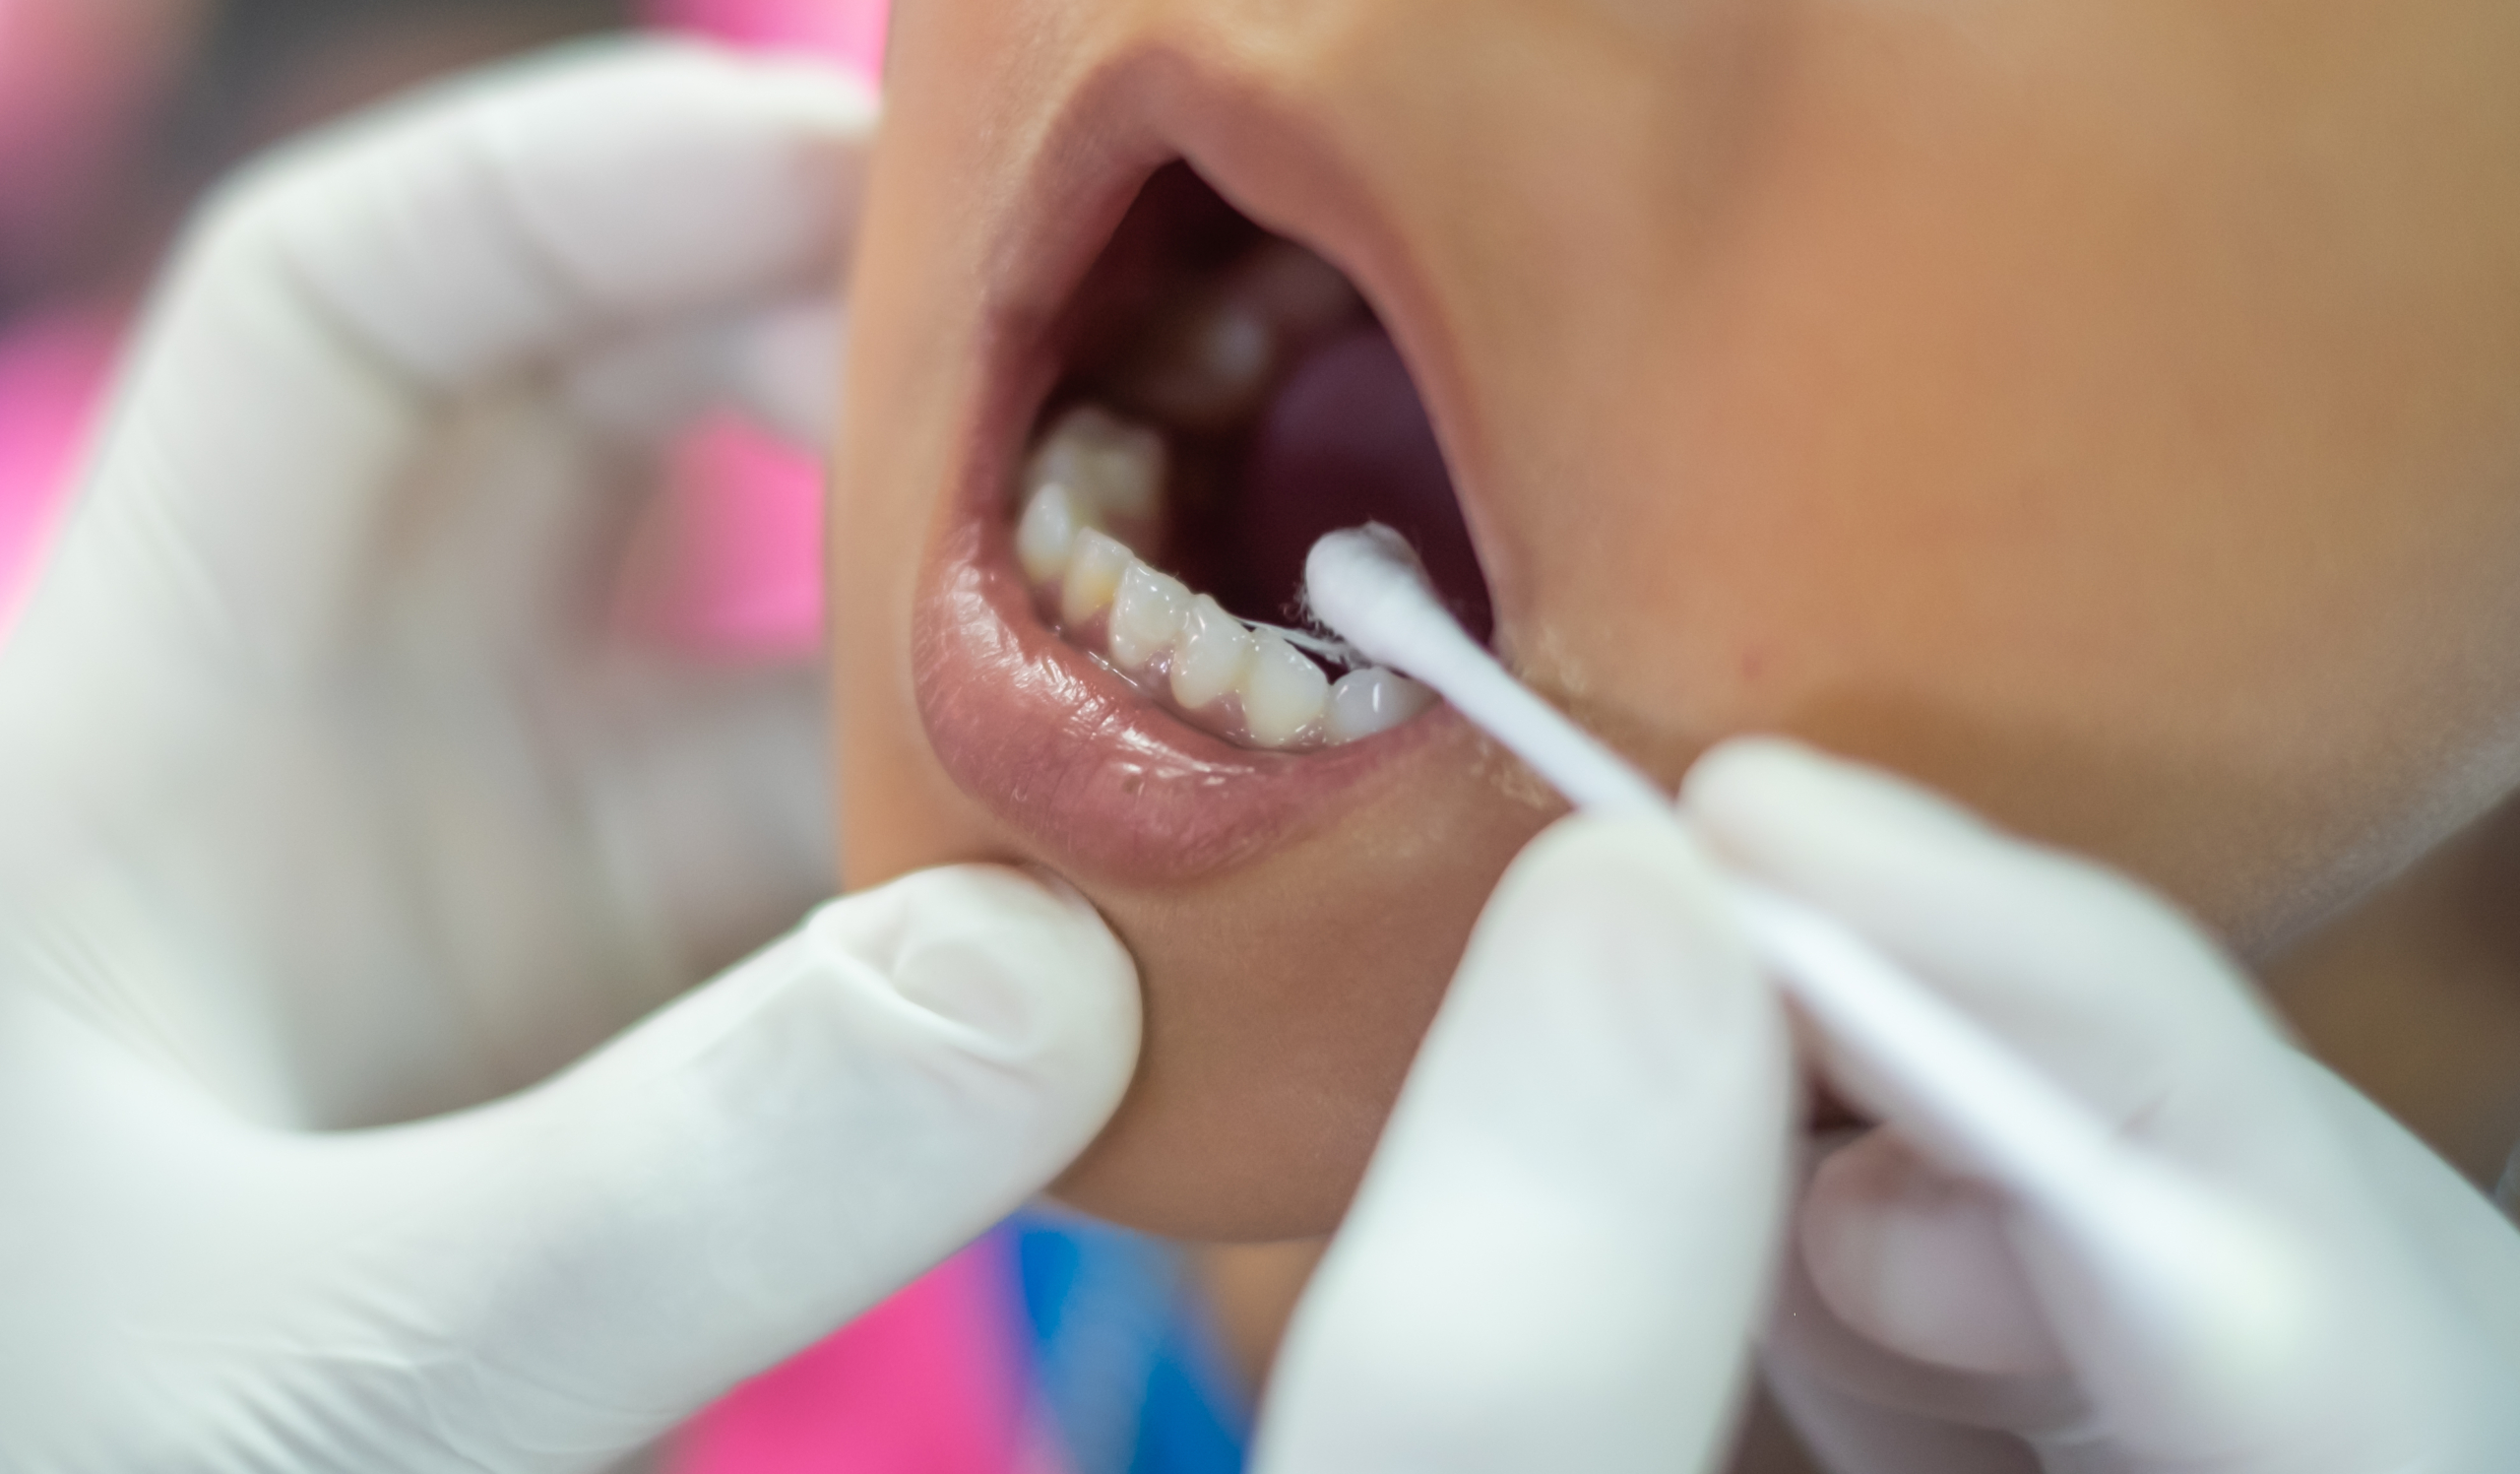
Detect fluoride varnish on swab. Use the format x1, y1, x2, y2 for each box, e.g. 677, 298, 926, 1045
1303, 523, 2324, 1423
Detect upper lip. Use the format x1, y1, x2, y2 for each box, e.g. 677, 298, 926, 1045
909, 53, 1465, 886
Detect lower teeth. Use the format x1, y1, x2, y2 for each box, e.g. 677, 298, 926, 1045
1013, 403, 1434, 750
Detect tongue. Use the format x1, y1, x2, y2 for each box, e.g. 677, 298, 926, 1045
1229, 325, 1493, 642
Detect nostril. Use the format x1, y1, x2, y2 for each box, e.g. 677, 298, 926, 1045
1233, 326, 1492, 643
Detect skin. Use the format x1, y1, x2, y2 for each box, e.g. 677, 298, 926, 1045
834, 0, 2520, 1242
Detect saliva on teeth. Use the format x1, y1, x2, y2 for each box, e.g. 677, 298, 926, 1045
1015, 403, 1435, 750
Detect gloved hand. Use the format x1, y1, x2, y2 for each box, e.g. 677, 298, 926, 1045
1689, 739, 2520, 1473
1253, 737, 2520, 1473
1253, 811, 1797, 1473
0, 40, 1138, 1473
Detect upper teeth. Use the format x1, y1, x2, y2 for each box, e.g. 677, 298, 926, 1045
1015, 402, 1434, 750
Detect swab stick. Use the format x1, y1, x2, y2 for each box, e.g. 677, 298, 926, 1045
1305, 524, 2321, 1415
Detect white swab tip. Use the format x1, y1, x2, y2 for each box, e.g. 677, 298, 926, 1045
1304, 524, 1437, 666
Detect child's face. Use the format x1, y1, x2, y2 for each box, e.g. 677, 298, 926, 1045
833, 0, 2520, 1240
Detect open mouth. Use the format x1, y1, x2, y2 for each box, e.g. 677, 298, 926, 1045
1012, 162, 1492, 752
914, 160, 1498, 881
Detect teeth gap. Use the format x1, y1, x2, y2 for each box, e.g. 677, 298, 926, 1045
1014, 161, 1483, 751
1246, 621, 1365, 672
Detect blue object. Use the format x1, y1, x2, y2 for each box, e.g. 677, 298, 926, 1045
1006, 1210, 1250, 1474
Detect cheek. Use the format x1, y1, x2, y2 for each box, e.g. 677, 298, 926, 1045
1505, 349, 2491, 953
1463, 19, 2520, 951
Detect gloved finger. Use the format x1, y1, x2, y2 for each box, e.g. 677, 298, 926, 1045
568, 295, 843, 448
1763, 1347, 2045, 1474
1682, 737, 2301, 1166
1757, 1132, 2079, 1465
2297, 1057, 2520, 1367
566, 660, 835, 981
245, 38, 869, 387
1798, 1130, 2064, 1378
1254, 815, 1793, 1474
297, 865, 1138, 1469
1690, 741, 2503, 1466
1768, 1126, 2302, 1457
80, 39, 869, 672
365, 293, 840, 662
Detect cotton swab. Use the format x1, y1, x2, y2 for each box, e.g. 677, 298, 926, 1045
1304, 524, 2322, 1417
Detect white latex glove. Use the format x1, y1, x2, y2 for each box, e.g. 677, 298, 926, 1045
1687, 739, 2520, 1473
1258, 736, 2520, 1474
1254, 814, 1798, 1474
0, 40, 1139, 1472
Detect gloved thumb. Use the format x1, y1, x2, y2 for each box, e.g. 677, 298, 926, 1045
1254, 814, 1794, 1474
327, 864, 1140, 1467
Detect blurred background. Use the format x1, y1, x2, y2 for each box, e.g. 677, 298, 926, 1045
0, 0, 882, 646
2, 2, 637, 578
0, 0, 891, 316
0, 5, 1272, 1473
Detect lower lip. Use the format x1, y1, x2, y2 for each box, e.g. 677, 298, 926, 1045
913, 508, 1452, 886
